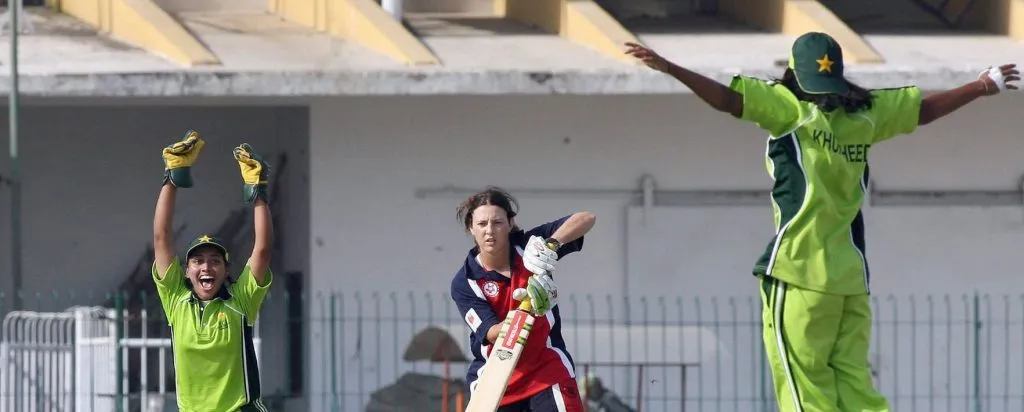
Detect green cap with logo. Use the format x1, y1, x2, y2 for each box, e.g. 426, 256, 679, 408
185, 234, 230, 264
788, 32, 849, 95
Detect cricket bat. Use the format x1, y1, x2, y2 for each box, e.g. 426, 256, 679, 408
465, 240, 558, 412
464, 293, 535, 412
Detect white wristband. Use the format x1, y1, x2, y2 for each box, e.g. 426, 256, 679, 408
981, 67, 1006, 92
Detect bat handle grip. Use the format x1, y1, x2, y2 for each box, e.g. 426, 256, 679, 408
517, 299, 533, 312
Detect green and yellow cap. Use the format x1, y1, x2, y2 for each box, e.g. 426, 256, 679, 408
788, 32, 849, 95
185, 234, 230, 264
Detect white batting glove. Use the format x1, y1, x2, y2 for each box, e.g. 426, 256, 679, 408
523, 235, 558, 275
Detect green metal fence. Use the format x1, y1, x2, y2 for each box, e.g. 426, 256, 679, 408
1, 290, 1023, 412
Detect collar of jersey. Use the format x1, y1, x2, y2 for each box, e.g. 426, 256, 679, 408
463, 244, 518, 282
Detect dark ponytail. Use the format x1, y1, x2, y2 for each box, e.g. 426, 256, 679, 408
777, 68, 875, 113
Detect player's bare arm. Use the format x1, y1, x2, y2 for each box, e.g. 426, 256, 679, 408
153, 185, 176, 279
548, 211, 596, 246
625, 42, 743, 118
233, 143, 274, 285
248, 197, 273, 285
523, 211, 595, 277
154, 131, 206, 279
919, 64, 1019, 126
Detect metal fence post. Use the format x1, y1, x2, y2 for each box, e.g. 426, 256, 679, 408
330, 293, 338, 412
973, 292, 981, 412
115, 290, 124, 412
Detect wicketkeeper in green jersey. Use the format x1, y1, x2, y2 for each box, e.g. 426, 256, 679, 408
152, 130, 275, 411
626, 33, 1018, 412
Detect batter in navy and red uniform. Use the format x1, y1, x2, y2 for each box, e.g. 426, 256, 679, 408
450, 186, 597, 412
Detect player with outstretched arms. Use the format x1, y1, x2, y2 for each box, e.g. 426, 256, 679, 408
450, 187, 596, 412
622, 32, 1015, 412
626, 33, 1018, 412
152, 130, 275, 412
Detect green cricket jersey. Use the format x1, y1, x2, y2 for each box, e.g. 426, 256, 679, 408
153, 257, 273, 412
728, 75, 922, 295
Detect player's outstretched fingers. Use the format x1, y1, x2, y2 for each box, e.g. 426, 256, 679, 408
1006, 67, 1020, 87
1000, 64, 1019, 86
624, 42, 653, 57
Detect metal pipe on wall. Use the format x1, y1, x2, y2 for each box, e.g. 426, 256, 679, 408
416, 185, 642, 201
641, 174, 655, 209
8, 0, 23, 311
382, 0, 403, 21
416, 174, 1024, 208
414, 184, 772, 206
865, 175, 1024, 207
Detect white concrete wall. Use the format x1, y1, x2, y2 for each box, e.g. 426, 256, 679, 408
309, 93, 1024, 298
1, 92, 1022, 410
308, 93, 1024, 412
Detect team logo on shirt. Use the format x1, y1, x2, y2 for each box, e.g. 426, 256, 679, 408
216, 312, 229, 330
482, 281, 500, 298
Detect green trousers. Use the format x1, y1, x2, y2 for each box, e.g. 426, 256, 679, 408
759, 275, 890, 412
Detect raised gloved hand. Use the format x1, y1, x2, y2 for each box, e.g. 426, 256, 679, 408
513, 273, 560, 316
523, 235, 559, 276
232, 143, 270, 204
161, 130, 205, 188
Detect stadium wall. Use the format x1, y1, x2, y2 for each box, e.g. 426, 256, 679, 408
0, 92, 1022, 409
308, 93, 1024, 299
305, 93, 1024, 411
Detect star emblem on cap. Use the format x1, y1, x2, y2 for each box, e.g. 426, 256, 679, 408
816, 54, 835, 73
199, 235, 213, 243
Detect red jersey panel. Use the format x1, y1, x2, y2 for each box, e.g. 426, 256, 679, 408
474, 250, 575, 405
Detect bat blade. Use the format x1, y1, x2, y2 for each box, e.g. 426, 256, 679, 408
465, 302, 535, 412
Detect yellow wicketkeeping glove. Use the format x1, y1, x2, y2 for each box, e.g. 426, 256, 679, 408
162, 130, 205, 188
232, 143, 270, 204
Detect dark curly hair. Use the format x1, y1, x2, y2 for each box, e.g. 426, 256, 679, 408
456, 186, 520, 232
776, 68, 875, 113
